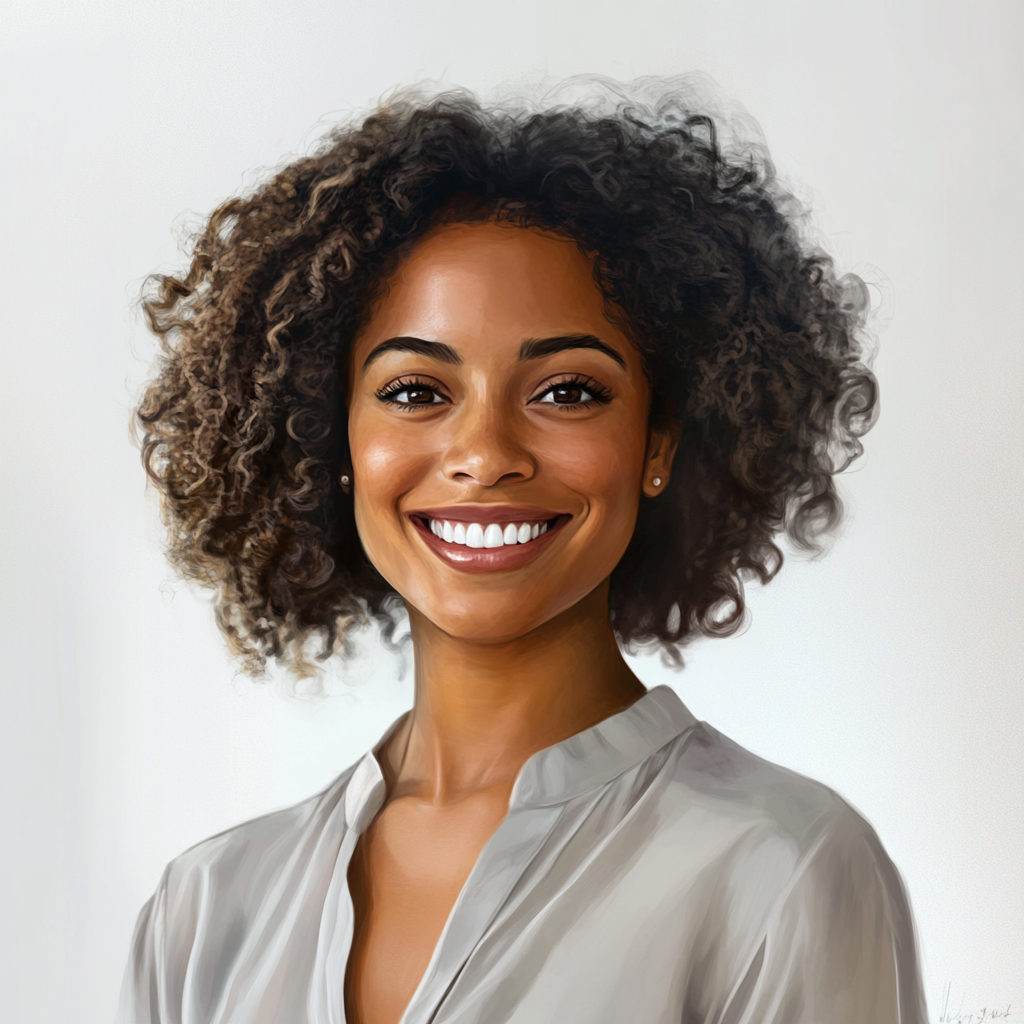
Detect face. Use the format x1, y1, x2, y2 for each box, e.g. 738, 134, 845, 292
347, 221, 676, 643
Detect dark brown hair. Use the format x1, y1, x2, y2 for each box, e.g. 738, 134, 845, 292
137, 82, 877, 674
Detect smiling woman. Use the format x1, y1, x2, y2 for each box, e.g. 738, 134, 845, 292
120, 82, 926, 1024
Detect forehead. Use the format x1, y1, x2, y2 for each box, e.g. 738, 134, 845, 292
355, 221, 624, 350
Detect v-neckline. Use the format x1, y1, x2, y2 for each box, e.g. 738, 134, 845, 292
310, 686, 695, 1024
330, 749, 564, 1024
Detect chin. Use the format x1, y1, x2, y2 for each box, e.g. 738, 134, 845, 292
419, 586, 595, 646
429, 610, 548, 645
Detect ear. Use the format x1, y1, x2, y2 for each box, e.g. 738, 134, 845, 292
642, 419, 680, 498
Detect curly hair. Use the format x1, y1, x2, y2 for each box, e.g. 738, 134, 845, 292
137, 81, 877, 675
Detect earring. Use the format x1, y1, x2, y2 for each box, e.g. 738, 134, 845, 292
340, 471, 352, 493
652, 476, 662, 488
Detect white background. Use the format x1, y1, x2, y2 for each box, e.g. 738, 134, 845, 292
1, 1, 1021, 1021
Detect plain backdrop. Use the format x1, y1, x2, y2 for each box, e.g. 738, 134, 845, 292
1, 1, 1021, 1021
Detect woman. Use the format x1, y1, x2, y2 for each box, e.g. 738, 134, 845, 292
120, 83, 925, 1023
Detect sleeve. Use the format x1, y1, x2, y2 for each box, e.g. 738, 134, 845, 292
115, 863, 199, 1024
718, 812, 928, 1024
116, 890, 161, 1024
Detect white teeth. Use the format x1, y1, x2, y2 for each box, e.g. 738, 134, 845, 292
427, 518, 555, 548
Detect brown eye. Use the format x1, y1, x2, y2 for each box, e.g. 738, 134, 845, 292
534, 379, 609, 407
398, 386, 438, 405
376, 380, 449, 407
551, 385, 584, 404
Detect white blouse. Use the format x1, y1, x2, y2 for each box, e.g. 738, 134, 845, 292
117, 686, 926, 1024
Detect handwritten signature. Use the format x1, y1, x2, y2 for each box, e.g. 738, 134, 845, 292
940, 982, 1011, 1023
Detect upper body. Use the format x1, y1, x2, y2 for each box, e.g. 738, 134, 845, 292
118, 686, 925, 1024
127, 81, 909, 1024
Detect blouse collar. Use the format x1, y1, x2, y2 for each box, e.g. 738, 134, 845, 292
344, 684, 697, 829
510, 685, 697, 808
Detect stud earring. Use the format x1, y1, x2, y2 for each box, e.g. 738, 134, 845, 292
652, 476, 662, 488
340, 471, 352, 493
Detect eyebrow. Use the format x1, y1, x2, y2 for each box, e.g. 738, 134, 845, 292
361, 336, 462, 370
518, 334, 626, 369
361, 332, 627, 372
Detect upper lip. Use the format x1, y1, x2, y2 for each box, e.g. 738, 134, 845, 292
411, 504, 567, 525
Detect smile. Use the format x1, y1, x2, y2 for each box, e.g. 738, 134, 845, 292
410, 507, 571, 574
428, 518, 549, 547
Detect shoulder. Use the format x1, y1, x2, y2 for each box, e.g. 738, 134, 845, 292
117, 763, 358, 1022
162, 761, 355, 902
645, 717, 914, 930
662, 718, 880, 861
651, 721, 926, 1022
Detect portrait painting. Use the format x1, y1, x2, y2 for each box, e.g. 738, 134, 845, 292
0, 2, 1020, 1023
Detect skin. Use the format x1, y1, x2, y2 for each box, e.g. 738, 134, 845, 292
343, 220, 678, 1024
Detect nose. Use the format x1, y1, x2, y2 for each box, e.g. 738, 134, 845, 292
441, 397, 535, 487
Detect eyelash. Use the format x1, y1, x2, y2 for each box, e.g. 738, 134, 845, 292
374, 374, 613, 411
531, 375, 612, 410
375, 376, 450, 410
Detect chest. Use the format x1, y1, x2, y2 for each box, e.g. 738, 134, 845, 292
343, 790, 510, 1024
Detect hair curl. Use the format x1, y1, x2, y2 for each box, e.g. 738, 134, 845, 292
137, 80, 877, 675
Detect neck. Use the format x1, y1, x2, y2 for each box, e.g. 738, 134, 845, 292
385, 582, 646, 804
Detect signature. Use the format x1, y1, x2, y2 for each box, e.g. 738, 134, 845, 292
940, 982, 1011, 1023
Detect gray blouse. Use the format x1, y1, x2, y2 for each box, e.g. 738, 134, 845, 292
117, 685, 927, 1023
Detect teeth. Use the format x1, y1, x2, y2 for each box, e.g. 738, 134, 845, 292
426, 517, 554, 549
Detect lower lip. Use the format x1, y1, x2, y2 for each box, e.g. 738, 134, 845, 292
411, 515, 570, 574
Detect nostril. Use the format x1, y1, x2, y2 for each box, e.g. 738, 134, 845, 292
446, 467, 531, 485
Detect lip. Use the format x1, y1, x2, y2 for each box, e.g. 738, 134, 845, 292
409, 506, 572, 574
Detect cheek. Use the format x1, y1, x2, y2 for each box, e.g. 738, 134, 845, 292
537, 418, 648, 513
349, 411, 429, 506
347, 414, 429, 576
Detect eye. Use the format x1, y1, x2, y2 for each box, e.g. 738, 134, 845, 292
376, 378, 450, 409
393, 386, 442, 405
539, 384, 591, 405
532, 376, 611, 408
